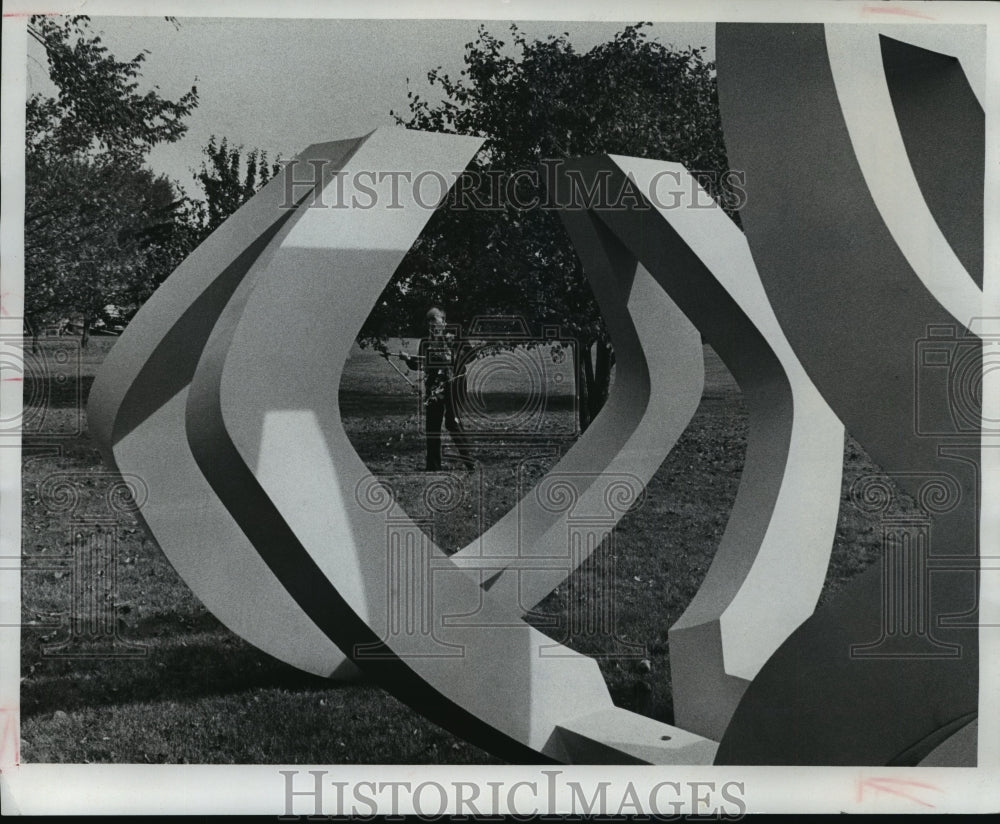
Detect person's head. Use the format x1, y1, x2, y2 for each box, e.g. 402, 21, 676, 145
426, 306, 446, 336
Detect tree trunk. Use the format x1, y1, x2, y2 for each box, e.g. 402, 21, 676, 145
590, 338, 613, 421
578, 343, 593, 433
25, 316, 39, 355
81, 314, 91, 349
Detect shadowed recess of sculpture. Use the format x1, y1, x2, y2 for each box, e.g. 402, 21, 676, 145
879, 35, 984, 289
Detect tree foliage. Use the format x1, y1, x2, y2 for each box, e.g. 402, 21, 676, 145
25, 155, 187, 341
24, 15, 200, 344
195, 136, 280, 236
27, 15, 197, 163
369, 23, 732, 428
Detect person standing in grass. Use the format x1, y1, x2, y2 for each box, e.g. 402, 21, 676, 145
395, 306, 475, 472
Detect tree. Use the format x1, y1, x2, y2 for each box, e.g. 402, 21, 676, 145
24, 15, 199, 346
366, 23, 734, 430
24, 151, 196, 345
195, 136, 281, 238
26, 15, 197, 163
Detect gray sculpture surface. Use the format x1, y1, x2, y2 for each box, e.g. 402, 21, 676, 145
714, 22, 981, 766
88, 139, 365, 679
553, 156, 843, 742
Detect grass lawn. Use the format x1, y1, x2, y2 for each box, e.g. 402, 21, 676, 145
19, 335, 896, 764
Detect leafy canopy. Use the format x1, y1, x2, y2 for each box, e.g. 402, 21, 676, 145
364, 23, 731, 348
361, 23, 731, 424
196, 136, 281, 236
27, 15, 198, 162
24, 15, 199, 333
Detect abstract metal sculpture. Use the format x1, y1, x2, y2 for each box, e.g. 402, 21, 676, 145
88, 139, 365, 679
88, 23, 984, 766
714, 23, 982, 766
824, 25, 983, 323
190, 127, 731, 763
554, 156, 843, 742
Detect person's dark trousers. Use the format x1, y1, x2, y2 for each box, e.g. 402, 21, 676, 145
424, 393, 474, 471
425, 396, 446, 471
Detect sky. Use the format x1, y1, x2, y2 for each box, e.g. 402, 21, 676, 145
21, 9, 987, 202
24, 16, 716, 199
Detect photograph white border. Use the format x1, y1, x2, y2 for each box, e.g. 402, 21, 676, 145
2, 0, 998, 815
